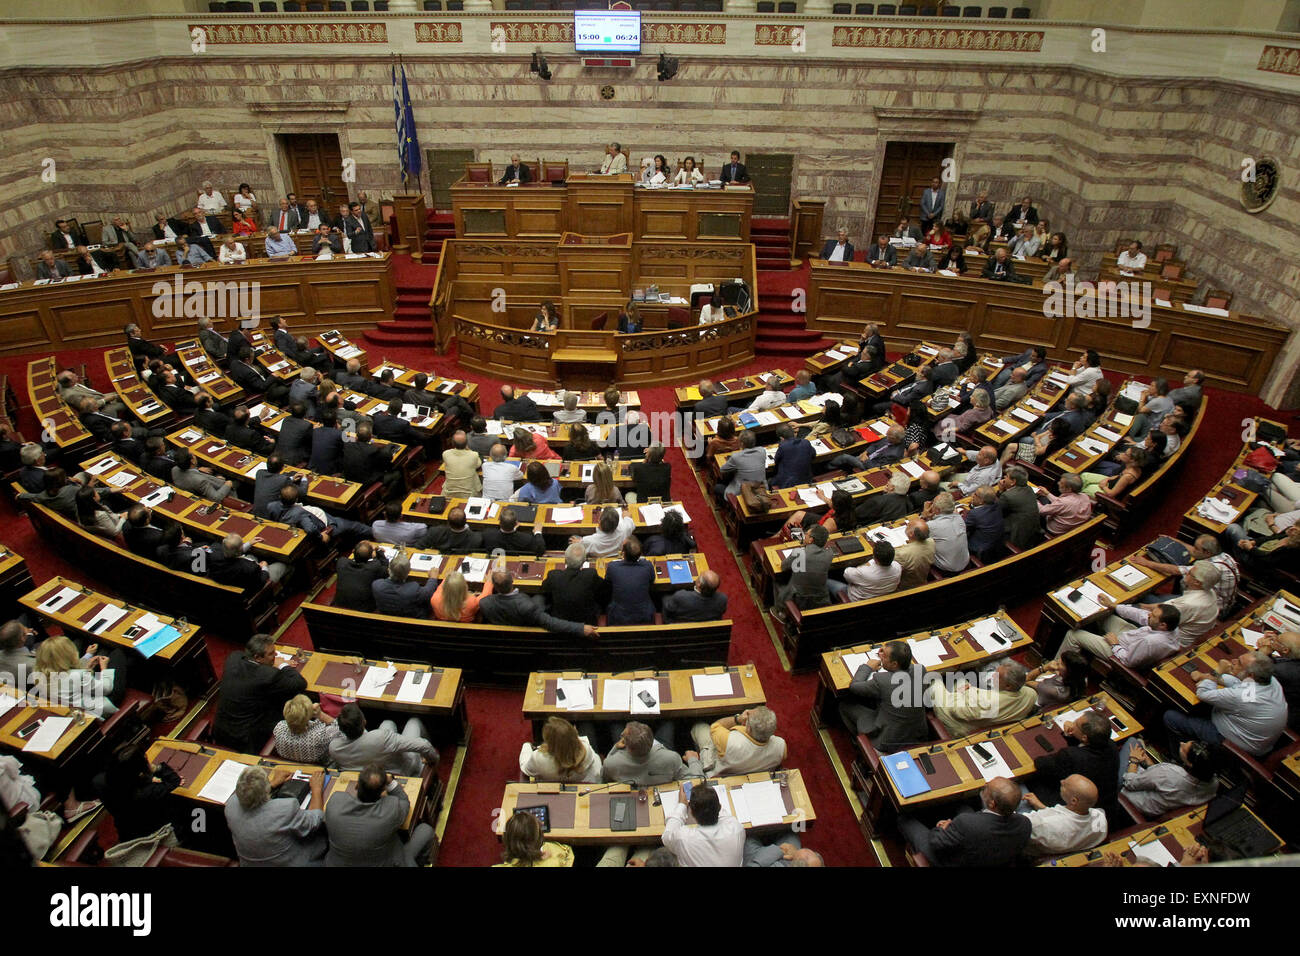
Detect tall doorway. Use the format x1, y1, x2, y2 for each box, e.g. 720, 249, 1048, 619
426, 148, 477, 212
281, 133, 348, 209
746, 152, 794, 218
871, 141, 953, 239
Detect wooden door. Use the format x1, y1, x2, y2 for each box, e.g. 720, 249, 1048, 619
427, 148, 476, 211
746, 153, 794, 218
283, 134, 347, 208
871, 141, 953, 241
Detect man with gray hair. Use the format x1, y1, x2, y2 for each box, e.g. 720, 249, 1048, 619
923, 491, 969, 573
690, 705, 786, 777
898, 777, 1031, 867
717, 429, 767, 500
829, 424, 908, 474
854, 471, 912, 525
197, 315, 228, 359
952, 444, 1002, 497
552, 391, 586, 424
213, 633, 308, 752
895, 517, 935, 589
1131, 534, 1239, 618
288, 366, 320, 417
1166, 650, 1288, 756
371, 553, 438, 619
1037, 472, 1092, 537
602, 720, 702, 786
745, 376, 788, 414
225, 765, 326, 867
1129, 559, 1221, 646
482, 443, 524, 500
17, 443, 46, 493
541, 542, 610, 625
931, 658, 1036, 736
57, 368, 127, 419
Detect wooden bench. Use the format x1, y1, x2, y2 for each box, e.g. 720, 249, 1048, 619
300, 601, 732, 686
23, 500, 277, 640
780, 515, 1106, 671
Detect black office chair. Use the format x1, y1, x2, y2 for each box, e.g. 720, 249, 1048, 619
259, 1, 279, 10
855, 2, 874, 12
756, 0, 775, 10
422, 0, 441, 9
899, 3, 918, 13
987, 4, 1007, 15
328, 0, 347, 9
777, 0, 797, 10
350, 0, 370, 8
877, 2, 897, 12
832, 2, 851, 11
1011, 5, 1030, 16
961, 4, 980, 15
941, 3, 959, 13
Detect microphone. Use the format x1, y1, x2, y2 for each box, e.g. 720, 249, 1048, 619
579, 779, 637, 797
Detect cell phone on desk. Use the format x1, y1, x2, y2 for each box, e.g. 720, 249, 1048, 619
637, 690, 657, 708
971, 742, 995, 765
1109, 715, 1128, 734
15, 721, 40, 740
555, 687, 566, 703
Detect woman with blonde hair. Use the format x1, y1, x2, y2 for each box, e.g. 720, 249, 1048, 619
494, 808, 574, 867
519, 716, 602, 783
273, 694, 340, 763
431, 567, 497, 622
584, 459, 624, 505
34, 635, 123, 719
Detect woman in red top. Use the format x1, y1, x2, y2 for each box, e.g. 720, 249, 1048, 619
511, 426, 561, 461
431, 568, 496, 622
926, 222, 952, 252
231, 210, 256, 236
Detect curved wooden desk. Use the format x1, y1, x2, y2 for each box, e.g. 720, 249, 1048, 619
805, 259, 1290, 396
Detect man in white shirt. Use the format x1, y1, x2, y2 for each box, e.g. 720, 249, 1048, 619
218, 237, 247, 264
1010, 226, 1040, 259
1063, 349, 1103, 395
745, 377, 787, 414
821, 228, 853, 263
661, 786, 744, 867
197, 181, 228, 215
600, 142, 627, 175
1117, 240, 1147, 275
575, 506, 635, 559
1132, 560, 1221, 646
482, 444, 525, 500
830, 538, 901, 601
263, 226, 297, 258
1021, 774, 1107, 856
690, 706, 786, 777
303, 200, 324, 231
953, 445, 1003, 497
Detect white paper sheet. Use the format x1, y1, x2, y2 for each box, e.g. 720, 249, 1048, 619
658, 788, 682, 817
1025, 398, 1049, 412
907, 636, 947, 668
966, 616, 1011, 653
841, 651, 879, 676
869, 420, 891, 435
86, 456, 118, 476
464, 497, 491, 520
868, 524, 910, 547
691, 673, 734, 698
601, 679, 632, 711
105, 471, 134, 488
1011, 407, 1037, 423
1241, 628, 1264, 649
630, 678, 661, 715
551, 506, 585, 524
1121, 383, 1147, 401
965, 741, 1015, 782
395, 670, 432, 704
900, 460, 924, 478
84, 604, 128, 635
992, 419, 1018, 433
1112, 412, 1134, 427
409, 552, 442, 574
742, 780, 788, 826
1109, 564, 1150, 588
1095, 427, 1122, 442
556, 678, 594, 711
797, 488, 824, 506
810, 438, 832, 455
140, 487, 174, 508
39, 586, 82, 613
1130, 838, 1180, 867
459, 557, 490, 584
357, 665, 397, 698
0, 692, 19, 719
197, 759, 248, 803
23, 716, 74, 754
1052, 579, 1110, 619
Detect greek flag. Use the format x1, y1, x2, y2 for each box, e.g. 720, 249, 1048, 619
392, 58, 422, 188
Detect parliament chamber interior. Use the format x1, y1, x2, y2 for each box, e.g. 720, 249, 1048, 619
2, 0, 1300, 889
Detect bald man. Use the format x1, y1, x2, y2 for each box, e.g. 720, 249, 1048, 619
1258, 631, 1300, 729
662, 569, 728, 624
1021, 774, 1107, 856
897, 778, 1031, 867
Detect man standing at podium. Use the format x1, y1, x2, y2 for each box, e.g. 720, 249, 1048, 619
600, 143, 627, 175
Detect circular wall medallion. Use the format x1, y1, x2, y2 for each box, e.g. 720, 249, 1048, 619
1240, 156, 1280, 213
600, 85, 615, 100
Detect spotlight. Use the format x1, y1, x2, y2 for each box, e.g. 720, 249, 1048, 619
530, 50, 551, 81
657, 52, 678, 82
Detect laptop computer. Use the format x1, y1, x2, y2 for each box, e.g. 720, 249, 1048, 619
1200, 784, 1279, 859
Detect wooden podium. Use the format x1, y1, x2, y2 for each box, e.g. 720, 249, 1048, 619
390, 192, 427, 259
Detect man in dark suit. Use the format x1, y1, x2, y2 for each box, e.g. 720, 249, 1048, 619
866, 235, 897, 267
855, 473, 913, 525
929, 349, 961, 388
17, 443, 47, 493
480, 570, 596, 636
541, 544, 611, 625
34, 250, 72, 280
369, 369, 404, 401
226, 405, 275, 457
419, 506, 484, 554
276, 402, 314, 467
207, 532, 287, 594
311, 224, 343, 256
1038, 392, 1094, 441
122, 504, 165, 558
370, 554, 438, 619
336, 358, 370, 393
892, 218, 923, 242
1006, 196, 1039, 227
372, 399, 422, 446
187, 207, 223, 258
341, 421, 400, 493
692, 380, 730, 419
997, 466, 1042, 550
991, 344, 1049, 389
981, 247, 1017, 281
344, 202, 376, 253
109, 421, 147, 465
334, 542, 389, 612
770, 425, 814, 489
49, 218, 87, 251
252, 455, 302, 517
226, 325, 250, 362
268, 198, 301, 234
287, 368, 320, 419
308, 411, 345, 476
151, 213, 186, 242
75, 397, 120, 443
155, 368, 197, 413
662, 570, 728, 624
819, 229, 854, 263
499, 154, 532, 185
229, 348, 289, 403
829, 425, 908, 475
963, 485, 1006, 560
1028, 709, 1120, 816
213, 633, 308, 753
898, 778, 1032, 866
493, 384, 539, 421
481, 507, 546, 558
194, 394, 232, 437
124, 322, 166, 362
141, 437, 176, 481
967, 190, 994, 226
402, 372, 441, 411
859, 323, 886, 361
836, 640, 927, 749
719, 151, 749, 184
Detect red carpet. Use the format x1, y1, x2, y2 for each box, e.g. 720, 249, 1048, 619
0, 332, 1286, 866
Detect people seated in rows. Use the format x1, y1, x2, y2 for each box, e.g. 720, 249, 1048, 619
616, 300, 641, 333
1164, 650, 1289, 757
512, 460, 562, 504
213, 633, 307, 752
34, 635, 126, 719
226, 765, 326, 867
419, 505, 482, 553
431, 566, 495, 623
481, 569, 597, 636
35, 249, 72, 279
495, 384, 540, 420
266, 483, 372, 549
903, 241, 935, 273
171, 447, 233, 502
899, 777, 1030, 867
312, 222, 342, 257
1009, 224, 1040, 259
892, 216, 923, 242
196, 181, 228, 215
1021, 774, 1107, 857
1120, 738, 1219, 817
480, 444, 524, 500
496, 809, 574, 868
982, 246, 1016, 281
931, 658, 1035, 736
17, 466, 81, 517
1080, 446, 1147, 500
660, 784, 744, 867
1040, 231, 1068, 263
174, 234, 212, 266
585, 459, 624, 505
642, 154, 669, 185
1037, 472, 1093, 537
690, 705, 784, 778
773, 523, 832, 618
484, 506, 546, 557
440, 430, 482, 497
372, 553, 437, 618
922, 492, 969, 573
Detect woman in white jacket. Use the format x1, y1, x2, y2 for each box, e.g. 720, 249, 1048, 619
674, 156, 705, 185
519, 716, 602, 783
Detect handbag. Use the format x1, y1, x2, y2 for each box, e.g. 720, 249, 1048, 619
104, 823, 178, 867
17, 810, 64, 861
740, 481, 773, 513
1113, 396, 1139, 416
1244, 446, 1278, 474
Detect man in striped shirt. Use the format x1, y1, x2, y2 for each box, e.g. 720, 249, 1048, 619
1132, 534, 1239, 618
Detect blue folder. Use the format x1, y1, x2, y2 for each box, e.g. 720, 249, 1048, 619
882, 751, 932, 798
666, 560, 693, 585
738, 413, 759, 429
135, 626, 182, 660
